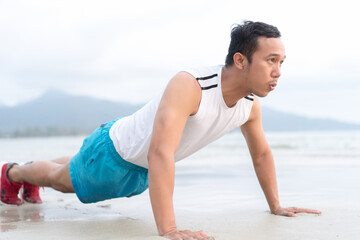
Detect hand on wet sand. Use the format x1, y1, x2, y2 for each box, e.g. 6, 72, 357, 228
272, 206, 321, 217
163, 229, 214, 240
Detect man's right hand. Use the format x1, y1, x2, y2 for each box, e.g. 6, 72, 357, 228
163, 229, 213, 240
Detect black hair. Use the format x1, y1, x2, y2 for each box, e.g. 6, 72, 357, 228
225, 21, 281, 66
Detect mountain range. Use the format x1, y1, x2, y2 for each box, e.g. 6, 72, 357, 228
0, 90, 359, 137
0, 91, 143, 136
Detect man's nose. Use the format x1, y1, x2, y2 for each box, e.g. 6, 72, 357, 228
272, 64, 281, 78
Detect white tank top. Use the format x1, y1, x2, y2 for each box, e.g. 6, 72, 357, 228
109, 65, 254, 168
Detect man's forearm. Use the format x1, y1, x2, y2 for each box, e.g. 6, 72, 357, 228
252, 152, 280, 212
148, 152, 177, 235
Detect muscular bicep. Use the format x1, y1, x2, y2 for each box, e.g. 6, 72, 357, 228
148, 72, 201, 157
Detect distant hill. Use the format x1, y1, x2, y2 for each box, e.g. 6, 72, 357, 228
0, 91, 143, 136
261, 107, 360, 131
0, 91, 359, 137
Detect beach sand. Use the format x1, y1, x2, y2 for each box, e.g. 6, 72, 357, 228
1, 165, 359, 240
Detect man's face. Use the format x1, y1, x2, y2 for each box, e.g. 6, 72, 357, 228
245, 37, 286, 97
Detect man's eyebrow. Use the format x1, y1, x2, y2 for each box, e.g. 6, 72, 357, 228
266, 53, 286, 59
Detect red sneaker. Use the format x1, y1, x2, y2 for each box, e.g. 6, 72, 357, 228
23, 181, 42, 203
1, 162, 22, 205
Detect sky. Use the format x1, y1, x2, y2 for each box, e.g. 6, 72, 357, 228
1, 0, 360, 124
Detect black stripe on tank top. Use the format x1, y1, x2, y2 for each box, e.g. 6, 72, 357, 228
245, 93, 254, 101
201, 84, 218, 90
196, 73, 218, 90
196, 74, 218, 81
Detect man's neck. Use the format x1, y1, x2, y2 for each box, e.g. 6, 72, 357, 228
221, 65, 251, 108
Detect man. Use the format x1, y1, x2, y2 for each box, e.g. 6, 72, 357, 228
1, 21, 321, 240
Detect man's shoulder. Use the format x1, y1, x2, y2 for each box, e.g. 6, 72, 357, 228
182, 65, 223, 79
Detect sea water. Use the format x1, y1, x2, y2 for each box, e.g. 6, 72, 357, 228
1, 130, 359, 170
2, 130, 359, 204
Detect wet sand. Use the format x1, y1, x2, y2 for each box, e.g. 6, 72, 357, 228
1, 165, 359, 240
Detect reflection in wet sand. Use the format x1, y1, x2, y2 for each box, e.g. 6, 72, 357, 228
0, 204, 44, 232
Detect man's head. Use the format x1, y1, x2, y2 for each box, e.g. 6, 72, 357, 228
225, 21, 281, 66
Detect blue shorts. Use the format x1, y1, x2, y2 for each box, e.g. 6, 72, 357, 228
69, 119, 149, 203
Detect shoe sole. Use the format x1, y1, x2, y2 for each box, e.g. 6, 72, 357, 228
0, 161, 7, 176
0, 161, 8, 188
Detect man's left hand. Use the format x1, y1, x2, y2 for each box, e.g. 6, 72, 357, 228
272, 207, 321, 217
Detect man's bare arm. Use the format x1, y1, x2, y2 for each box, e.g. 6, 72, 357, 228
147, 72, 210, 239
241, 97, 321, 216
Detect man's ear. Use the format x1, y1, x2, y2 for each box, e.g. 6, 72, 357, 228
233, 52, 248, 70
